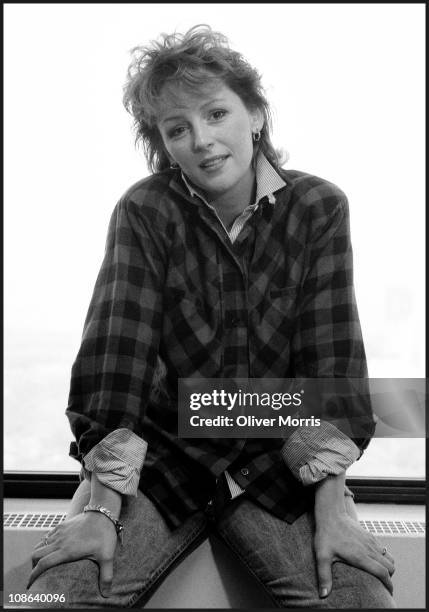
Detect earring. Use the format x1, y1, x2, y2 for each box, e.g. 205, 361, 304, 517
252, 131, 261, 142
170, 161, 179, 169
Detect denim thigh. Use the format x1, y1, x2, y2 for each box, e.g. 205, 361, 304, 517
216, 497, 396, 609
27, 481, 209, 608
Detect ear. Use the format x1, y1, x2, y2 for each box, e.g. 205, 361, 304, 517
250, 107, 264, 133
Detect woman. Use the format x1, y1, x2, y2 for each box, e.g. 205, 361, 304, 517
27, 25, 395, 608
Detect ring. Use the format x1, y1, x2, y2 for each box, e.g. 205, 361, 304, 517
43, 535, 49, 546
382, 547, 387, 556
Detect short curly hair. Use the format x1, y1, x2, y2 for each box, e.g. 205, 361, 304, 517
123, 24, 283, 173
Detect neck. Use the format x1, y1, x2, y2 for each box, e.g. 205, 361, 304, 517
209, 167, 256, 228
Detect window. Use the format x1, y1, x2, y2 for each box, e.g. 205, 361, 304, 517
4, 4, 425, 479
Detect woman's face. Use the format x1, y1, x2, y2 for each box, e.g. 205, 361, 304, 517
157, 79, 263, 202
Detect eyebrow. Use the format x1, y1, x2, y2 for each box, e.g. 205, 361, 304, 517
160, 98, 227, 125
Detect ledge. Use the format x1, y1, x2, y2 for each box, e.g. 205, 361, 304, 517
3, 472, 426, 504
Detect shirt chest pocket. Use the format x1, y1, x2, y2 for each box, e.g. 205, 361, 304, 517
165, 288, 206, 321
163, 287, 221, 334
258, 285, 298, 336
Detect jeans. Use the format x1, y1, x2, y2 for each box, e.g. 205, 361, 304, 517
27, 481, 396, 608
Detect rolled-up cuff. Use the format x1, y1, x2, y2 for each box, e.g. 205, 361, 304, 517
281, 421, 360, 486
81, 428, 147, 496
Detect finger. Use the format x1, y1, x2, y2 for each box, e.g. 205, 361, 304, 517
316, 555, 333, 598
45, 527, 59, 538
31, 543, 58, 568
35, 526, 61, 547
27, 550, 67, 590
33, 536, 57, 551
378, 547, 395, 565
349, 556, 393, 595
384, 551, 395, 564
98, 559, 114, 598
368, 541, 395, 569
369, 537, 395, 564
370, 551, 395, 576
379, 552, 395, 575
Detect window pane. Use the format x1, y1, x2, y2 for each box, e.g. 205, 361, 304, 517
347, 439, 425, 479
4, 330, 80, 472
5, 4, 425, 478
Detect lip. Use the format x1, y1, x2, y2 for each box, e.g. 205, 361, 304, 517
199, 155, 230, 170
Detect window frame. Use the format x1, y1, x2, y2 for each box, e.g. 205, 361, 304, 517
3, 472, 426, 504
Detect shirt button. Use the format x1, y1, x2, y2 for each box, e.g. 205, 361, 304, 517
241, 468, 249, 476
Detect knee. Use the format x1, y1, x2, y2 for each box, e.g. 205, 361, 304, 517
28, 559, 100, 608
331, 563, 396, 608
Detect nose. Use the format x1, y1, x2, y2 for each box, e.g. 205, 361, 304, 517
192, 122, 214, 151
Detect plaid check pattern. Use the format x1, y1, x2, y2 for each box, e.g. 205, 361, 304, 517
67, 159, 374, 528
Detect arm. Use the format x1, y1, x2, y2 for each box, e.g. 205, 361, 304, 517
29, 196, 166, 595
29, 475, 121, 596
283, 192, 376, 482
67, 196, 166, 463
291, 193, 376, 442
285, 189, 386, 594
314, 473, 394, 598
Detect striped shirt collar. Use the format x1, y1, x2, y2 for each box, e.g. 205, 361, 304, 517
180, 153, 286, 207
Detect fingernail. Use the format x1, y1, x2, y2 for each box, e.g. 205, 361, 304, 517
319, 587, 328, 598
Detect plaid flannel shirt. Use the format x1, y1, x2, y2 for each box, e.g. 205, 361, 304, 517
67, 157, 375, 528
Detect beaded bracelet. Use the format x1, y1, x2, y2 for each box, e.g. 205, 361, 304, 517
83, 504, 124, 544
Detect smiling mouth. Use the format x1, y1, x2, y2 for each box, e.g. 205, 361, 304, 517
199, 155, 230, 169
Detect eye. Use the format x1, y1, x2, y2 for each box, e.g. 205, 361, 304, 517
167, 125, 188, 139
210, 109, 227, 121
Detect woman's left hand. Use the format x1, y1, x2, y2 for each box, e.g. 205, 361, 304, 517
314, 505, 395, 598
313, 473, 395, 598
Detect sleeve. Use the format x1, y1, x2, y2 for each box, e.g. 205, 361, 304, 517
285, 192, 376, 479
79, 428, 147, 496
280, 420, 360, 485
66, 196, 166, 490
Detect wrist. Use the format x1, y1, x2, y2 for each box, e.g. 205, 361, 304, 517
85, 502, 119, 522
89, 473, 122, 516
315, 502, 347, 522
82, 506, 118, 531
83, 504, 124, 543
314, 473, 347, 518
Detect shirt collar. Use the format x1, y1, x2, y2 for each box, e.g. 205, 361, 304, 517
180, 153, 286, 207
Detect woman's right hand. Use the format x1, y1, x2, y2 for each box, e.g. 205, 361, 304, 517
27, 510, 118, 597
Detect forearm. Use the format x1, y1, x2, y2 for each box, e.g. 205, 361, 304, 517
314, 472, 347, 519
89, 472, 122, 518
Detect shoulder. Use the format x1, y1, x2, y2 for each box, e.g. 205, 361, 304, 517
118, 170, 178, 214
278, 168, 349, 223
107, 170, 187, 238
